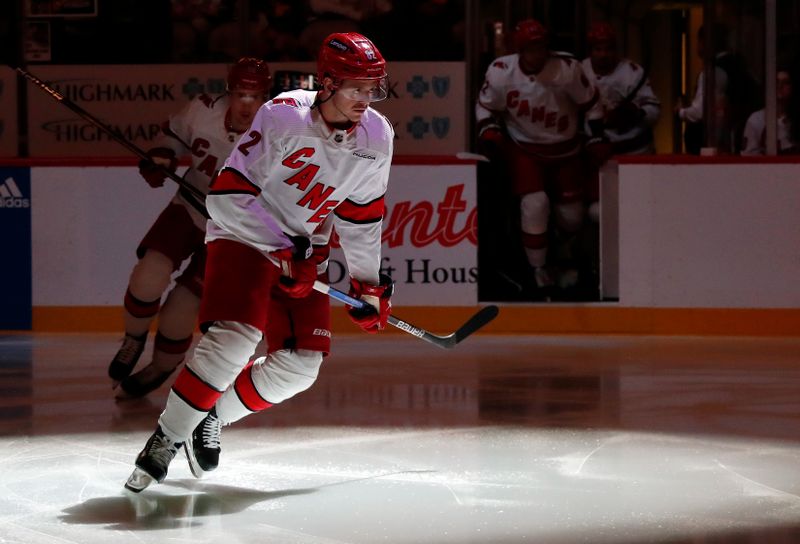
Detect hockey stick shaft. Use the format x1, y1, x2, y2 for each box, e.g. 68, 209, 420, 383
313, 280, 498, 349
16, 67, 207, 203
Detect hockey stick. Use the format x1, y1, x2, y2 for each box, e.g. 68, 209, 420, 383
313, 280, 499, 349
15, 67, 208, 207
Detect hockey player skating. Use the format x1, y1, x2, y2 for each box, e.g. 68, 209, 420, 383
125, 32, 394, 492
476, 19, 604, 298
108, 58, 272, 399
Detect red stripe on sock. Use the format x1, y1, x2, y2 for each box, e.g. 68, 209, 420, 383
154, 332, 193, 355
172, 367, 223, 411
521, 232, 548, 249
233, 361, 273, 412
124, 289, 160, 318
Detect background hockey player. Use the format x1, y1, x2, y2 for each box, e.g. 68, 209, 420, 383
581, 21, 661, 221
125, 32, 395, 492
108, 57, 272, 398
475, 18, 604, 299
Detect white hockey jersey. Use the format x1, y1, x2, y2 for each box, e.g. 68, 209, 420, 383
476, 52, 602, 147
581, 58, 660, 150
741, 109, 796, 155
155, 94, 247, 228
206, 89, 394, 285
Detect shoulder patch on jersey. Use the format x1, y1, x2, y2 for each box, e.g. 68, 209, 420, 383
198, 93, 214, 108
270, 97, 300, 107
492, 60, 508, 69
629, 62, 640, 71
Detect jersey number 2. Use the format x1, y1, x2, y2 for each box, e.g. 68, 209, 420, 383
237, 131, 262, 156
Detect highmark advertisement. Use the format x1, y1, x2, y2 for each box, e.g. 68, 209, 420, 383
25, 63, 466, 157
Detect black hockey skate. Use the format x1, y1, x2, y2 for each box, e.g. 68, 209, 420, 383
115, 362, 179, 399
108, 333, 147, 385
185, 408, 221, 478
124, 426, 183, 493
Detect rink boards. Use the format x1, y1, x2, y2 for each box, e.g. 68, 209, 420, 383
3, 154, 800, 336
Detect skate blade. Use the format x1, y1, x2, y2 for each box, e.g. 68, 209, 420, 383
124, 467, 156, 493
184, 441, 207, 479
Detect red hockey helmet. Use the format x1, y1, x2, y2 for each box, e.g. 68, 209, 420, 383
587, 22, 617, 46
227, 57, 272, 93
317, 32, 388, 101
513, 19, 549, 51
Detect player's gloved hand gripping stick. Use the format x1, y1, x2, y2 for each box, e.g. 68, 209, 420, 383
279, 237, 499, 349
313, 281, 499, 349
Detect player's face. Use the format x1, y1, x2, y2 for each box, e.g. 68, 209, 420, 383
228, 89, 267, 131
330, 79, 383, 123
518, 42, 549, 74
590, 42, 617, 75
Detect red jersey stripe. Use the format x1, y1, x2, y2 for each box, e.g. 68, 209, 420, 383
335, 196, 385, 224
209, 168, 262, 196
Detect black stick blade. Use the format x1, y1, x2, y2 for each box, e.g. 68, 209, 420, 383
453, 305, 499, 345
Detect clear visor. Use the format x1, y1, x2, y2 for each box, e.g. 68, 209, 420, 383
335, 76, 389, 102
229, 89, 269, 103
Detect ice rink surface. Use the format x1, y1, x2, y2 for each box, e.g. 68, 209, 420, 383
2, 332, 800, 543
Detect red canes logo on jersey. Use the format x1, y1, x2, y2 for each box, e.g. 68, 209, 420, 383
227, 57, 272, 94
317, 32, 389, 102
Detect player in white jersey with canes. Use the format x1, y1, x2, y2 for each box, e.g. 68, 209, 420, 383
108, 58, 272, 398
476, 19, 604, 297
124, 32, 395, 492
580, 21, 660, 222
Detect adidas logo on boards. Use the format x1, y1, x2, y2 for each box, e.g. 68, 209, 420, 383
0, 178, 30, 208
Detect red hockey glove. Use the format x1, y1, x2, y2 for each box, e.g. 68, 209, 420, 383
271, 236, 317, 298
477, 126, 505, 160
138, 147, 177, 188
347, 273, 394, 334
